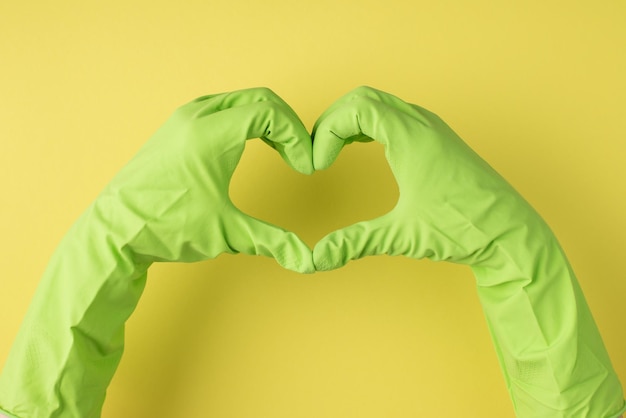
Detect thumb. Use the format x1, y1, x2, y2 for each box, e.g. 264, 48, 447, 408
313, 214, 399, 271
227, 212, 314, 274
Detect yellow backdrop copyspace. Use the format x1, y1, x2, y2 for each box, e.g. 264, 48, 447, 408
1, 1, 625, 416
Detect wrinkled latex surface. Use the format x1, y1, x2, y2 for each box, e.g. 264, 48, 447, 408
1, 86, 624, 418
0, 88, 314, 417
312, 86, 625, 417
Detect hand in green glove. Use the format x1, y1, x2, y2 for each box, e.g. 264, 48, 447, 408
0, 87, 314, 418
312, 86, 625, 418
100, 87, 314, 269
312, 85, 528, 267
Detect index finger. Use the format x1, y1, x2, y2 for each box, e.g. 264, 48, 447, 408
312, 86, 431, 170
191, 87, 314, 175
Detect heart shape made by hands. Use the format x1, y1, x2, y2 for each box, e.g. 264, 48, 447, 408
230, 137, 399, 253
2, 87, 621, 418
226, 85, 538, 273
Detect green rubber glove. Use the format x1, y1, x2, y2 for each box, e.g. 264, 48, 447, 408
0, 87, 314, 418
312, 86, 626, 417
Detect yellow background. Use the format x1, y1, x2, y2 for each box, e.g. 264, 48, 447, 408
1, 0, 625, 416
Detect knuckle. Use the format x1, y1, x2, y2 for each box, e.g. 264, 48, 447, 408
344, 86, 381, 112
251, 86, 277, 100
257, 98, 280, 116
254, 101, 280, 136
350, 85, 377, 97
172, 101, 197, 122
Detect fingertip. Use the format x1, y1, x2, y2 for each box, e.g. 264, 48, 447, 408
312, 217, 392, 271
312, 235, 347, 272
276, 236, 315, 274
230, 214, 315, 273
280, 147, 314, 175
273, 121, 314, 175
312, 129, 344, 171
279, 257, 316, 274
294, 153, 315, 175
